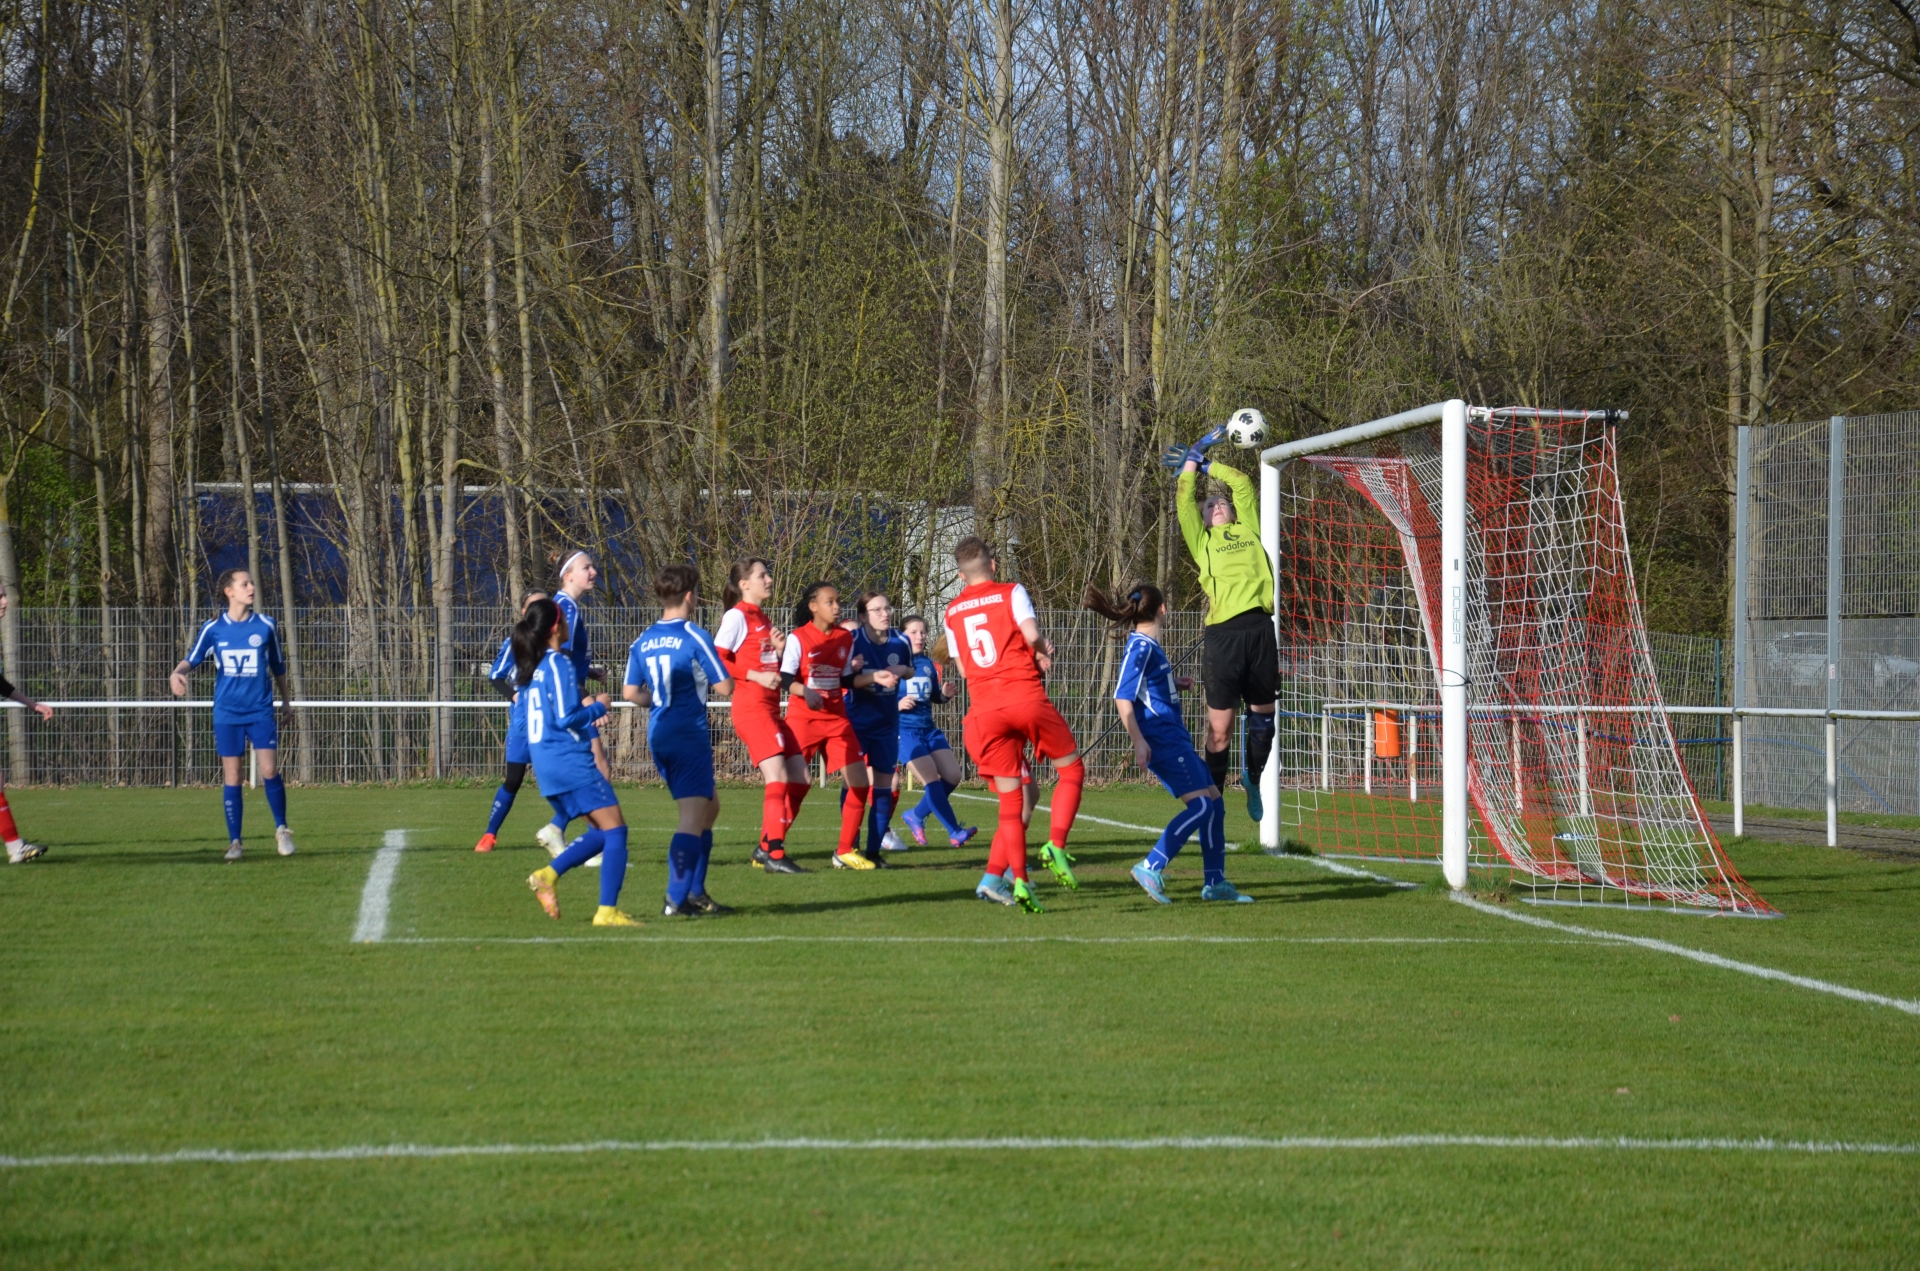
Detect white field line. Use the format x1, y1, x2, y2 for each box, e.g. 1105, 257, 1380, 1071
950, 792, 1418, 889
387, 934, 1576, 947
351, 830, 408, 944
1451, 894, 1920, 1018
4, 1134, 1915, 1169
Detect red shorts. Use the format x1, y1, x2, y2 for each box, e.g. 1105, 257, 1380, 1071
731, 704, 801, 766
963, 697, 1077, 780
789, 710, 865, 770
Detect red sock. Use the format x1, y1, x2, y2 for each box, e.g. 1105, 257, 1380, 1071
997, 788, 1028, 880
786, 781, 810, 832
0, 793, 18, 844
838, 785, 870, 855
762, 782, 790, 852
1048, 759, 1085, 849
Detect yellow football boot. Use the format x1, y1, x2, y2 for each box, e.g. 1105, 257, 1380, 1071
592, 905, 642, 927
528, 867, 561, 919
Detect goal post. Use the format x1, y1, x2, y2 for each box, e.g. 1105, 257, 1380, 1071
1255, 401, 1775, 916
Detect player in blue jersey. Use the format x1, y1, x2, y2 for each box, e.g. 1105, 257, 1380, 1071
894, 614, 976, 848
1085, 582, 1253, 903
169, 569, 295, 863
551, 550, 611, 801
518, 597, 638, 926
848, 591, 913, 860
623, 565, 735, 916
474, 590, 549, 853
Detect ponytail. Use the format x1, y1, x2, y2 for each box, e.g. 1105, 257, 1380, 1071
512, 597, 560, 686
793, 580, 834, 629
722, 556, 772, 611
1082, 582, 1164, 628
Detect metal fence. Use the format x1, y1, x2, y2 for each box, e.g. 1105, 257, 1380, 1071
0, 604, 1735, 790
1734, 412, 1920, 823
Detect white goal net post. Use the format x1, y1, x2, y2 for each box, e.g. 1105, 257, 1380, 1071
1253, 400, 1775, 916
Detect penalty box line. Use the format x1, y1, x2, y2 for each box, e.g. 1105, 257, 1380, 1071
352, 830, 408, 944
4, 1134, 1916, 1170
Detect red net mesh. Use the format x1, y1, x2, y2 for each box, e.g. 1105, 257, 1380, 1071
1274, 410, 1774, 915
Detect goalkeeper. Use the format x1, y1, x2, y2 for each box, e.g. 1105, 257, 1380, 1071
1166, 425, 1278, 820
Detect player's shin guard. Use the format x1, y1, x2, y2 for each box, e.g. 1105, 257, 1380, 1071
223, 784, 244, 842
1198, 796, 1227, 886
1147, 796, 1209, 871
1047, 759, 1085, 849
667, 831, 700, 906
694, 829, 713, 894
867, 789, 895, 856
552, 826, 606, 875
920, 779, 963, 833
1244, 711, 1276, 785
263, 775, 288, 828
996, 788, 1029, 881
838, 785, 870, 856
598, 827, 629, 906
1204, 746, 1232, 793
762, 782, 791, 851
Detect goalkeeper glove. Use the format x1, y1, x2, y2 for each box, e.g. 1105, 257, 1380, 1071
1160, 425, 1228, 471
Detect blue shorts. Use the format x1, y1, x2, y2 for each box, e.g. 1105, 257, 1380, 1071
1147, 737, 1213, 797
547, 775, 619, 823
214, 715, 278, 759
653, 740, 716, 801
853, 722, 900, 773
900, 726, 950, 764
505, 726, 530, 767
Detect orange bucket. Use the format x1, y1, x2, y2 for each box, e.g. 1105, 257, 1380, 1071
1373, 710, 1402, 759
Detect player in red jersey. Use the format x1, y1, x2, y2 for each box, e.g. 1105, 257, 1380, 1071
713, 557, 809, 873
941, 536, 1085, 912
781, 581, 901, 869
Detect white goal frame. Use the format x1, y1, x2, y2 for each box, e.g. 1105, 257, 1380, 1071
1256, 400, 1472, 886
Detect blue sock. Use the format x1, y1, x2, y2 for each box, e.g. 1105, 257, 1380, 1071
597, 827, 629, 907
262, 775, 288, 828
1199, 796, 1227, 886
546, 798, 569, 832
222, 785, 243, 842
1146, 797, 1208, 871
692, 830, 713, 895
979, 871, 1004, 891
920, 780, 963, 834
667, 832, 701, 906
552, 826, 606, 875
868, 790, 895, 855
485, 785, 517, 836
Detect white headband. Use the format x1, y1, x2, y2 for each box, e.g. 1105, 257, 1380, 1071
557, 551, 591, 580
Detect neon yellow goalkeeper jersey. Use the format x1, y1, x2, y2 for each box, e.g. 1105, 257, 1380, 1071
1177, 460, 1273, 624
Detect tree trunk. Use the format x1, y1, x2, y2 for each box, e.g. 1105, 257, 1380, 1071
139, 7, 175, 604
477, 16, 525, 605
702, 0, 731, 554
973, 0, 1014, 541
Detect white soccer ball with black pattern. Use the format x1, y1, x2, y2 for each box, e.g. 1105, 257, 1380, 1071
1225, 407, 1267, 449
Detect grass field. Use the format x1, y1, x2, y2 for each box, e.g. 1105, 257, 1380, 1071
2, 780, 1917, 1268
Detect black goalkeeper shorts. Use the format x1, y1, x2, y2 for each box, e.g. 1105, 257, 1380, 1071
1202, 609, 1278, 712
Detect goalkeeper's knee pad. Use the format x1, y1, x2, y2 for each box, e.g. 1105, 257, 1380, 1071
1243, 712, 1276, 777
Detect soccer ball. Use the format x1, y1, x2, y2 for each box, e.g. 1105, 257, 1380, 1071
1225, 407, 1267, 449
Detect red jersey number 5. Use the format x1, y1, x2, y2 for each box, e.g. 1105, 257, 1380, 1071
963, 613, 998, 668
